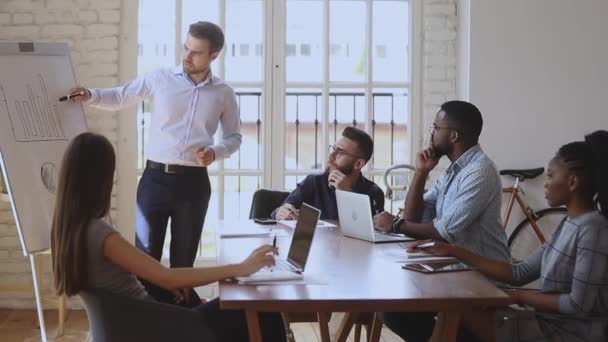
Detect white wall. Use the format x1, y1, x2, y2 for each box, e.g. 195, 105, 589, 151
462, 0, 608, 211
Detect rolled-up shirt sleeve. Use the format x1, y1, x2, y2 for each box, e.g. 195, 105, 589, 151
558, 225, 608, 315
89, 73, 153, 111
433, 167, 497, 242
210, 88, 242, 158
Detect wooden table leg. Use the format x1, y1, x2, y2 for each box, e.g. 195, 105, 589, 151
57, 294, 66, 337
317, 312, 331, 342
335, 312, 358, 342
245, 310, 263, 342
430, 312, 462, 342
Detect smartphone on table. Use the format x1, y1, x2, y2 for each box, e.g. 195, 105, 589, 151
254, 218, 278, 225
402, 260, 476, 273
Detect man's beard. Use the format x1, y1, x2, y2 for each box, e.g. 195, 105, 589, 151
183, 61, 207, 75
326, 162, 355, 175
431, 138, 451, 157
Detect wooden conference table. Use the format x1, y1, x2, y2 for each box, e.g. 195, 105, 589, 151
217, 220, 510, 342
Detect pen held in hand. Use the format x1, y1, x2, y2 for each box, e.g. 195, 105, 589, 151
416, 241, 436, 250
58, 91, 84, 102
271, 235, 277, 272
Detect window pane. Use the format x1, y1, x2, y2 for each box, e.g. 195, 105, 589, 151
225, 0, 263, 82
224, 89, 264, 170
138, 0, 176, 74
328, 88, 366, 143
373, 0, 409, 82
285, 175, 307, 192
371, 88, 409, 169
286, 0, 323, 83
182, 0, 220, 39
330, 0, 366, 82
224, 176, 262, 219
285, 89, 323, 170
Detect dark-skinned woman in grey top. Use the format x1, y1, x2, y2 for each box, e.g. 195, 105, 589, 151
411, 130, 608, 342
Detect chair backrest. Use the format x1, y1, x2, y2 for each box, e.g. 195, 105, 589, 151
80, 289, 216, 342
249, 189, 290, 219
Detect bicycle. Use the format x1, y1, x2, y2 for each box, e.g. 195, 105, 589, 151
500, 167, 567, 262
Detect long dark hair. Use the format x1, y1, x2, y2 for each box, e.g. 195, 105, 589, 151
51, 132, 116, 296
555, 130, 608, 218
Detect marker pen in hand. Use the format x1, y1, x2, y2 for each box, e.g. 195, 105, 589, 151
271, 235, 277, 272
58, 91, 85, 102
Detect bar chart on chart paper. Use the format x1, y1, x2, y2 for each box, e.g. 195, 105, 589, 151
0, 74, 67, 142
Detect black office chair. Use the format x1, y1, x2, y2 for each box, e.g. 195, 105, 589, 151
248, 189, 290, 219
80, 289, 215, 342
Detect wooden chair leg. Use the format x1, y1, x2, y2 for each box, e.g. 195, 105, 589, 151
354, 322, 362, 342
317, 312, 331, 342
367, 313, 382, 342
335, 312, 358, 342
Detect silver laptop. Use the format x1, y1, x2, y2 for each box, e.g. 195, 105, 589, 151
273, 203, 321, 273
336, 190, 414, 243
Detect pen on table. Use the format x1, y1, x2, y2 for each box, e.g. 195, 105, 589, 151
58, 91, 85, 102
271, 235, 277, 272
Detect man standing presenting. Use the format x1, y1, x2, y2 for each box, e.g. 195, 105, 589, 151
70, 22, 241, 304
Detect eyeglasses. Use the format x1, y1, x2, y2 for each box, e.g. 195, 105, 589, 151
431, 123, 454, 131
430, 123, 457, 135
329, 145, 363, 160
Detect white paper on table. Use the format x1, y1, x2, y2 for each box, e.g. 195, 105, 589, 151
219, 229, 288, 238
278, 219, 336, 229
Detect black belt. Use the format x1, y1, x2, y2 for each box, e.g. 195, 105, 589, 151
146, 160, 205, 175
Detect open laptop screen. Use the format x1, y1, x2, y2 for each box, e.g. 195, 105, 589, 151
287, 203, 320, 270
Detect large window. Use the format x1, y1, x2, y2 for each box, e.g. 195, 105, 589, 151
137, 0, 417, 258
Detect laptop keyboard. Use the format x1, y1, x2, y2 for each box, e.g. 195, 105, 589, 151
374, 230, 415, 241
274, 259, 294, 271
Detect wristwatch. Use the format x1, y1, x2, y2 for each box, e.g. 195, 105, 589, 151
392, 217, 406, 234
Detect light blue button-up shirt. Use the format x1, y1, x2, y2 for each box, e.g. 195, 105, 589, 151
88, 65, 242, 166
421, 144, 510, 261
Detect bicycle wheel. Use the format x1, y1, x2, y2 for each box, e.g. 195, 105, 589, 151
508, 207, 568, 262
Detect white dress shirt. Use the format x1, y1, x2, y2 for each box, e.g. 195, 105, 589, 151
88, 65, 242, 166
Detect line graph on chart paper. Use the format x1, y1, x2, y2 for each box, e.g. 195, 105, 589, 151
0, 74, 67, 142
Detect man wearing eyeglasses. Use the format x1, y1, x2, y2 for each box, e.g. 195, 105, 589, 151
374, 100, 510, 342
271, 126, 384, 220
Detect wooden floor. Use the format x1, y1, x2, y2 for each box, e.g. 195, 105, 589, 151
0, 309, 403, 342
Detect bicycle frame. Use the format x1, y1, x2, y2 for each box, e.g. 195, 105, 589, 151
502, 177, 547, 243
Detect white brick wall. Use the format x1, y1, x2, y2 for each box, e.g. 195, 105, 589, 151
0, 0, 459, 308
422, 0, 458, 175
0, 0, 122, 309
423, 0, 458, 131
